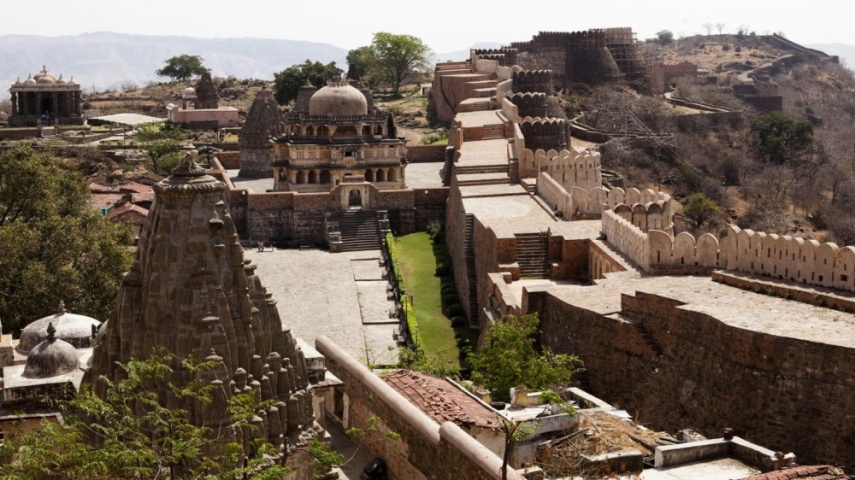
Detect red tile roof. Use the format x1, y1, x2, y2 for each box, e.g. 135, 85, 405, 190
743, 465, 848, 480
91, 193, 124, 210
105, 202, 149, 222
382, 370, 501, 430
117, 182, 152, 194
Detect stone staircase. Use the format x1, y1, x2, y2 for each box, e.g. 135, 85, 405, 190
515, 233, 550, 278
454, 164, 507, 175
464, 214, 478, 327
440, 146, 454, 186
632, 321, 663, 357
520, 178, 537, 194
456, 173, 510, 187
332, 210, 381, 252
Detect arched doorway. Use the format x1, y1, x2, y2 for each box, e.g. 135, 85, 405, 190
348, 189, 362, 208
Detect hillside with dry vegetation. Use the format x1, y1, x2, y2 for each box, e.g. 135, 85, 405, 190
565, 34, 855, 244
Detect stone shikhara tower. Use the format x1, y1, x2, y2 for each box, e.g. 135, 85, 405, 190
239, 90, 282, 178
90, 154, 319, 473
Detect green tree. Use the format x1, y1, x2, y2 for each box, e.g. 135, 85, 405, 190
369, 32, 433, 96
656, 30, 674, 45
469, 313, 583, 403
750, 111, 814, 165
156, 54, 209, 82
0, 348, 284, 479
273, 60, 343, 105
346, 46, 375, 82
134, 122, 189, 174
682, 192, 723, 227
0, 146, 134, 334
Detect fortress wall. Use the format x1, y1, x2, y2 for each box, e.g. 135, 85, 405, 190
538, 170, 670, 226
602, 209, 649, 270
501, 97, 520, 124
445, 186, 474, 321
645, 225, 855, 292
474, 58, 500, 74
496, 79, 513, 104
215, 151, 241, 169
474, 221, 502, 329
496, 66, 514, 81
536, 288, 855, 469
316, 337, 522, 480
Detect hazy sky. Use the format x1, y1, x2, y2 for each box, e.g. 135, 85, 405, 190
4, 0, 854, 53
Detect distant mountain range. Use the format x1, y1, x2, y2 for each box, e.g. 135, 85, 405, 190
2, 32, 848, 93
0, 32, 348, 90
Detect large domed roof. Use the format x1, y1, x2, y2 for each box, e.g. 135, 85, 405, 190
23, 323, 80, 378
18, 302, 100, 354
34, 66, 57, 85
309, 81, 368, 116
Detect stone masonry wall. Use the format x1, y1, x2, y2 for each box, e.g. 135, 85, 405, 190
406, 145, 447, 163
537, 290, 855, 470
316, 337, 523, 480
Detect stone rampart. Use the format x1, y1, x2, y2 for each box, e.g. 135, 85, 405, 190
519, 118, 569, 151
316, 336, 523, 480
602, 209, 649, 270
526, 149, 601, 190
510, 92, 548, 119
537, 170, 671, 222
474, 58, 500, 74
512, 70, 553, 94
647, 225, 855, 293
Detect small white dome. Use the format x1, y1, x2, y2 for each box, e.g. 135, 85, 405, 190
18, 301, 100, 354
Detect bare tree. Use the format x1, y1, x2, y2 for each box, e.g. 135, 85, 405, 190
703, 23, 713, 36
737, 24, 751, 36
716, 23, 725, 34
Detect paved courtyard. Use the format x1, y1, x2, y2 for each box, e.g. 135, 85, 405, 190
244, 248, 400, 367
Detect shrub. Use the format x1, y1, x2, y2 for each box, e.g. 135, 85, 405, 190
435, 262, 451, 276
442, 285, 457, 296
451, 316, 467, 328
443, 294, 458, 306
447, 304, 465, 318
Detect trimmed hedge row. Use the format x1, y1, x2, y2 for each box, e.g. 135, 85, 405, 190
385, 232, 421, 349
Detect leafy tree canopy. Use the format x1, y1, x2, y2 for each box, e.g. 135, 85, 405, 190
682, 192, 723, 227
750, 111, 814, 165
0, 348, 288, 479
368, 32, 433, 95
156, 54, 209, 82
133, 122, 190, 174
273, 60, 343, 105
656, 30, 674, 45
346, 46, 378, 86
469, 313, 583, 403
0, 146, 134, 334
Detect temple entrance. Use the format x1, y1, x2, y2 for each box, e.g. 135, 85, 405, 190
348, 190, 362, 208
39, 96, 54, 118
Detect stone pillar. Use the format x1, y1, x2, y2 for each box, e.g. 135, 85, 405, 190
10, 93, 17, 116
51, 92, 58, 123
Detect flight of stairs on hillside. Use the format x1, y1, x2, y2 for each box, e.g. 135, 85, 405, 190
632, 321, 663, 357
332, 210, 381, 252
464, 214, 478, 326
515, 233, 550, 278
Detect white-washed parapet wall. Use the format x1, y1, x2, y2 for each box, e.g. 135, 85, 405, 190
603, 209, 649, 271
502, 97, 520, 123
524, 147, 601, 188
538, 171, 671, 222
496, 79, 513, 105
496, 66, 513, 81
648, 225, 855, 291
474, 57, 500, 74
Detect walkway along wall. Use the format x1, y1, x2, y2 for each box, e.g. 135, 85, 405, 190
316, 336, 525, 480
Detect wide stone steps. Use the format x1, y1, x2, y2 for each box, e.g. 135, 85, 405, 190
455, 164, 507, 175
456, 173, 510, 186
473, 87, 497, 98
458, 98, 492, 113
516, 233, 550, 279
334, 211, 381, 252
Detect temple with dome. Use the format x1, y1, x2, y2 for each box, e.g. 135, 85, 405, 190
8, 66, 83, 126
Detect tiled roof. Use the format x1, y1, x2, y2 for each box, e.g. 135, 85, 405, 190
91, 193, 124, 210
743, 465, 848, 480
117, 182, 152, 194
105, 202, 149, 221
382, 370, 501, 430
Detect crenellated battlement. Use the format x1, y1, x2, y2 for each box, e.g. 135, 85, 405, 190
509, 92, 548, 118
512, 69, 554, 94
519, 118, 570, 151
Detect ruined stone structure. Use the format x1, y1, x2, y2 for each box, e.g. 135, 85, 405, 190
239, 89, 282, 178
8, 66, 83, 126
195, 72, 219, 109
89, 155, 321, 474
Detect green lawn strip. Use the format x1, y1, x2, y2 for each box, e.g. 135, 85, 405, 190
394, 233, 460, 369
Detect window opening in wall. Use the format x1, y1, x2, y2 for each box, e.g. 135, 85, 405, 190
842, 274, 850, 283
819, 275, 823, 282
345, 151, 353, 157
767, 248, 771, 257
